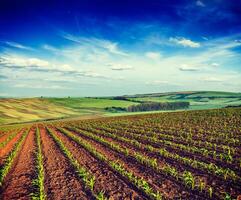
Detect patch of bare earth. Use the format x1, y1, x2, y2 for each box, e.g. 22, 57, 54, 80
40, 127, 89, 200
0, 129, 25, 166
1, 127, 35, 200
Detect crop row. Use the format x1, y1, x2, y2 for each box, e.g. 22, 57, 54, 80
64, 126, 228, 199
0, 128, 29, 186
55, 127, 163, 200
101, 121, 239, 155
114, 118, 240, 144
0, 129, 23, 148
75, 124, 240, 178
46, 127, 109, 200
31, 127, 46, 200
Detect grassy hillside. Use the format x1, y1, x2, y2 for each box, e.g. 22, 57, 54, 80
127, 91, 241, 110
0, 98, 81, 124
0, 97, 138, 124
0, 91, 240, 125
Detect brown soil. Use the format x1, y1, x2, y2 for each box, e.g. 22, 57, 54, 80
1, 127, 35, 199
62, 127, 202, 200
39, 126, 89, 200
95, 126, 240, 172
0, 131, 13, 143
81, 127, 239, 199
0, 129, 25, 166
51, 127, 146, 200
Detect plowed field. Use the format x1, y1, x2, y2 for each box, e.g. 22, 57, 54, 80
0, 108, 240, 200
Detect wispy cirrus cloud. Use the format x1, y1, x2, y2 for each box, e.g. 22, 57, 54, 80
145, 80, 169, 85
200, 77, 223, 82
196, 0, 205, 7
169, 37, 201, 48
108, 63, 133, 71
3, 41, 34, 50
145, 52, 162, 60
61, 33, 128, 56
13, 83, 69, 89
0, 54, 109, 80
179, 64, 199, 71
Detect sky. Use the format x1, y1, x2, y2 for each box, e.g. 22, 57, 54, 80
0, 0, 241, 97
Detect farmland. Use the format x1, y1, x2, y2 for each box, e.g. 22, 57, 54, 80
0, 91, 241, 125
0, 107, 240, 199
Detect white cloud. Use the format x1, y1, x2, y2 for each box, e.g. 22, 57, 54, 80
169, 37, 200, 48
108, 63, 134, 71
145, 80, 168, 85
145, 52, 162, 60
210, 63, 219, 67
4, 41, 33, 50
0, 55, 109, 79
13, 83, 69, 89
200, 77, 223, 82
196, 0, 205, 7
42, 44, 59, 52
61, 33, 128, 56
0, 56, 50, 68
1, 33, 240, 95
179, 64, 199, 71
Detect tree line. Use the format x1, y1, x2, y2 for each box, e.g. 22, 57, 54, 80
126, 101, 190, 112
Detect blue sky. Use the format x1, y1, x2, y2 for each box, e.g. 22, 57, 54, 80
0, 0, 241, 97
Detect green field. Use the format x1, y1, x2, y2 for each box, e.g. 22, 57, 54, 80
0, 91, 240, 125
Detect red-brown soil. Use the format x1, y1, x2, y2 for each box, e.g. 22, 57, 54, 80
51, 127, 146, 200
62, 127, 202, 200
0, 129, 25, 166
78, 126, 239, 199
39, 126, 90, 200
1, 128, 35, 199
0, 131, 13, 143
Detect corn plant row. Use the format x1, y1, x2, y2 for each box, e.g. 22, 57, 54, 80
92, 124, 237, 165
31, 127, 46, 200
75, 125, 239, 181
56, 127, 163, 200
64, 126, 220, 200
114, 119, 240, 146
0, 128, 29, 186
99, 125, 239, 167
102, 109, 240, 144
102, 122, 238, 155
46, 127, 107, 200
0, 129, 23, 148
72, 120, 238, 161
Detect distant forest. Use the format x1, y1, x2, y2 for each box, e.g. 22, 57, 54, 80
105, 101, 190, 113
127, 101, 190, 112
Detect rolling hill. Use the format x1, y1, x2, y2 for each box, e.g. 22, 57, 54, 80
0, 91, 240, 125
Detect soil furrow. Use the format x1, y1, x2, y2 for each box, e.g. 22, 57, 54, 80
1, 127, 35, 200
51, 126, 146, 200
0, 130, 15, 143
40, 126, 89, 200
82, 127, 240, 199
0, 129, 25, 166
62, 127, 203, 200
94, 126, 240, 172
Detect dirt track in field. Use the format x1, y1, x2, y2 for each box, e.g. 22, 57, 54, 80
40, 127, 90, 200
52, 127, 146, 200
0, 129, 25, 166
1, 128, 35, 200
